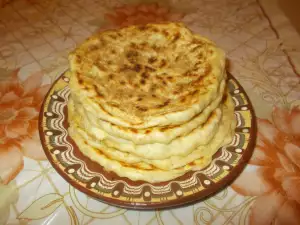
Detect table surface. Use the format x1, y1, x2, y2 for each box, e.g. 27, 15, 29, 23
1, 0, 300, 224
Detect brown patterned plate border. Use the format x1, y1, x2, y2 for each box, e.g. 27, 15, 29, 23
39, 72, 256, 210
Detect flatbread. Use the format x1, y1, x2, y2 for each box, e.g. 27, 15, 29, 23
68, 91, 236, 182
69, 99, 222, 160
66, 22, 235, 182
68, 23, 226, 128
70, 79, 225, 145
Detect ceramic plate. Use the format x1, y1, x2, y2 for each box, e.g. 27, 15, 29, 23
39, 72, 256, 209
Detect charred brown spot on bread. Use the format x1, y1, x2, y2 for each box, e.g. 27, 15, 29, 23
78, 79, 83, 85
134, 64, 142, 72
145, 129, 151, 134
126, 50, 138, 63
204, 64, 212, 75
152, 94, 157, 98
108, 34, 117, 40
136, 106, 148, 112
159, 59, 167, 68
175, 55, 180, 62
162, 30, 169, 37
95, 62, 107, 72
111, 49, 116, 54
191, 89, 199, 96
148, 57, 157, 64
194, 62, 202, 69
157, 99, 170, 108
188, 161, 196, 166
186, 72, 199, 77
109, 102, 119, 107
137, 95, 144, 101
206, 111, 216, 124
159, 125, 177, 132
172, 32, 181, 42
127, 50, 138, 58
167, 76, 173, 81
192, 38, 204, 45
159, 126, 168, 132
120, 80, 126, 85
130, 128, 138, 133
180, 97, 186, 103
100, 38, 107, 46
152, 27, 159, 32
173, 90, 179, 95
108, 74, 114, 79
162, 80, 167, 85
142, 72, 149, 79
93, 85, 104, 98
191, 75, 204, 86
140, 79, 146, 85
152, 45, 161, 51
183, 71, 189, 77
150, 84, 157, 92
75, 55, 82, 64
107, 60, 112, 65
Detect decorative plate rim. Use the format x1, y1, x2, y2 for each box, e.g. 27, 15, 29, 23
39, 72, 256, 210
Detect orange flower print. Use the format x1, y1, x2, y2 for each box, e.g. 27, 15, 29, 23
232, 107, 300, 225
0, 69, 50, 184
104, 3, 184, 28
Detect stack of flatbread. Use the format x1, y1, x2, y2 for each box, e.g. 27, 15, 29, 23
67, 23, 236, 183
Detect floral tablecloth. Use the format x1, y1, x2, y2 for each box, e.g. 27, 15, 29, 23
1, 0, 300, 224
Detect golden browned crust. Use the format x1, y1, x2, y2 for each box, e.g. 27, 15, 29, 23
69, 23, 225, 123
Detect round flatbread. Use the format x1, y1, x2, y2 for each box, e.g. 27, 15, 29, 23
68, 23, 226, 128
70, 79, 225, 145
69, 99, 222, 160
68, 91, 236, 182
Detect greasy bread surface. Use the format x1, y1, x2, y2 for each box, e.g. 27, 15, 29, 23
70, 78, 225, 145
67, 22, 236, 182
68, 91, 236, 182
69, 97, 222, 160
69, 22, 226, 127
